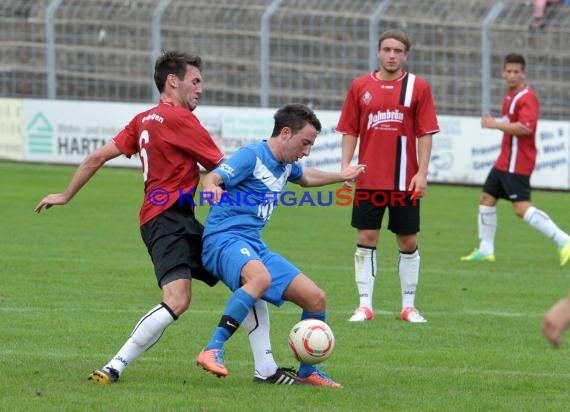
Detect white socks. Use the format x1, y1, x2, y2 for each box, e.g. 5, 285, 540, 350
477, 204, 569, 254
478, 205, 497, 255
399, 249, 420, 310
523, 206, 570, 247
103, 301, 279, 378
354, 245, 377, 309
354, 245, 422, 311
105, 303, 176, 374
243, 299, 277, 377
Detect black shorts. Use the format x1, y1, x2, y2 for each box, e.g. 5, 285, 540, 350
351, 190, 420, 235
483, 167, 531, 202
140, 202, 218, 288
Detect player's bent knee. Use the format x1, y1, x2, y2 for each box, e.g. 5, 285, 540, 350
176, 297, 191, 314
161, 266, 192, 315
512, 202, 529, 219
243, 270, 271, 296
258, 273, 271, 291
480, 192, 496, 205
162, 298, 190, 317
305, 288, 326, 312
162, 288, 191, 316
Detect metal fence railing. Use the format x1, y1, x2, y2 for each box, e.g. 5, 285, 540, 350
1, 0, 569, 119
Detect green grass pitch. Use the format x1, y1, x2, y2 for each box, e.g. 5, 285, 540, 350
1, 161, 569, 411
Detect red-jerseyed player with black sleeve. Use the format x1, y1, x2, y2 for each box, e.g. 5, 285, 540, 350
461, 53, 570, 266
337, 30, 439, 324
35, 52, 297, 386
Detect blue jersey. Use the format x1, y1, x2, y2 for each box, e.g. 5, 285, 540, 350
203, 141, 303, 239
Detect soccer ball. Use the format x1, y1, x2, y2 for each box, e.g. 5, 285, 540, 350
288, 319, 335, 365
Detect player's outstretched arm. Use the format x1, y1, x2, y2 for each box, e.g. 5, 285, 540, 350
294, 164, 366, 188
541, 295, 570, 348
340, 134, 358, 189
34, 141, 122, 214
481, 113, 531, 137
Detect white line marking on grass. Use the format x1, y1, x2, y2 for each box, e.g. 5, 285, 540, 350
0, 348, 161, 362
464, 309, 530, 317
190, 360, 570, 380
0, 307, 540, 318
3, 349, 568, 381
379, 365, 570, 379
0, 306, 145, 314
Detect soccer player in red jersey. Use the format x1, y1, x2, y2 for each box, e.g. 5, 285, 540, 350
461, 53, 570, 266
35, 51, 299, 385
337, 30, 439, 323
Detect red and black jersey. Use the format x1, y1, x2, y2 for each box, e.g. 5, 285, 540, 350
494, 85, 539, 176
337, 71, 439, 191
113, 100, 223, 226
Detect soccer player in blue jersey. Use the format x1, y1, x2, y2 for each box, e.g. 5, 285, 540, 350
195, 103, 365, 387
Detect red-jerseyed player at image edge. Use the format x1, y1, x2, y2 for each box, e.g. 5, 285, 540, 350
461, 53, 570, 266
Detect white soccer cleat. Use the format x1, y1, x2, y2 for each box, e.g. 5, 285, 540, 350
400, 306, 427, 323
348, 306, 375, 322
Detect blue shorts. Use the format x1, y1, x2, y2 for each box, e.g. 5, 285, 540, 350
202, 232, 301, 306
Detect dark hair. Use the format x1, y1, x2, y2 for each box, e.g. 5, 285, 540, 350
504, 53, 525, 70
154, 51, 202, 93
378, 29, 411, 52
271, 103, 322, 137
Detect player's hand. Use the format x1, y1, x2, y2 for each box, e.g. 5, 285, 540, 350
341, 164, 366, 185
202, 184, 225, 205
541, 296, 570, 348
408, 173, 427, 198
481, 113, 496, 129
34, 193, 69, 214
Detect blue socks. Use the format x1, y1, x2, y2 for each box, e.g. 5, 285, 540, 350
206, 288, 256, 350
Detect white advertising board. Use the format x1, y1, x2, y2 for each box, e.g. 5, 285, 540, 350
22, 99, 146, 168
429, 116, 502, 185
531, 120, 570, 189
0, 98, 24, 161
196, 106, 347, 172
429, 115, 570, 189
12, 99, 570, 190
